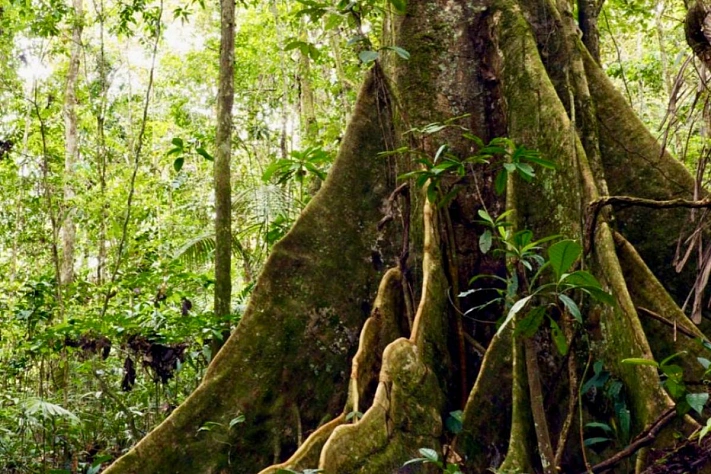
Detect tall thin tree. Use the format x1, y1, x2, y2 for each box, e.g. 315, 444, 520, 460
214, 0, 235, 351
61, 0, 83, 286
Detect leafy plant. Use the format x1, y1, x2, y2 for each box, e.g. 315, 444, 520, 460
167, 136, 214, 172
263, 146, 332, 205
461, 214, 613, 354
392, 119, 555, 205
581, 361, 631, 448
403, 447, 462, 473
622, 353, 709, 416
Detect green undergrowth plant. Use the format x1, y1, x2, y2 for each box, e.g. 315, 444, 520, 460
403, 447, 463, 473
580, 360, 632, 450
622, 352, 709, 417
380, 115, 555, 206
461, 211, 613, 355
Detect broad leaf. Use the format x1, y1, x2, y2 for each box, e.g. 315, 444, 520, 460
514, 306, 546, 338
418, 448, 439, 462
497, 295, 532, 336
558, 294, 582, 323
548, 240, 581, 280
196, 147, 214, 161
358, 50, 379, 64
174, 157, 184, 172
550, 318, 568, 355
479, 230, 492, 254
389, 0, 406, 13
494, 170, 507, 194
686, 392, 708, 415
389, 46, 410, 59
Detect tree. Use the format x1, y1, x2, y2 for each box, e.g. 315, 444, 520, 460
213, 0, 235, 351
104, 0, 711, 472
60, 0, 83, 287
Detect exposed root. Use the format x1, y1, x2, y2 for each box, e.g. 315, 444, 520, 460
346, 267, 407, 416
456, 330, 513, 472
257, 415, 345, 474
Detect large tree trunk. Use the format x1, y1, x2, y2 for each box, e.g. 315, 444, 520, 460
106, 0, 711, 473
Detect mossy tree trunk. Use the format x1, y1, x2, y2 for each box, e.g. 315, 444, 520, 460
106, 0, 711, 473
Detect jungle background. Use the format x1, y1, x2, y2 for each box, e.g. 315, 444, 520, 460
0, 0, 706, 471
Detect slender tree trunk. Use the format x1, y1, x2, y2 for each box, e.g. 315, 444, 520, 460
61, 0, 83, 287
213, 0, 235, 353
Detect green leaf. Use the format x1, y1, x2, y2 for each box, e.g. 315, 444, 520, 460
516, 162, 535, 180
24, 398, 80, 424
479, 230, 492, 254
660, 351, 687, 367
358, 50, 379, 64
229, 414, 245, 428
196, 147, 214, 161
686, 392, 708, 415
550, 318, 568, 355
585, 422, 613, 433
388, 0, 406, 13
389, 46, 410, 60
514, 306, 546, 338
699, 417, 711, 443
284, 40, 306, 51
494, 170, 507, 194
665, 377, 686, 400
171, 137, 184, 148
174, 157, 185, 172
621, 358, 659, 368
584, 437, 611, 447
523, 154, 556, 169
477, 209, 494, 226
699, 357, 711, 370
558, 294, 582, 324
445, 410, 463, 434
561, 270, 601, 289
618, 406, 631, 442
661, 364, 683, 383
497, 295, 532, 336
548, 240, 581, 280
418, 448, 439, 462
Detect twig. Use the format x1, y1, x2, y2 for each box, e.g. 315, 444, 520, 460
463, 332, 487, 356
579, 407, 677, 474
584, 195, 711, 254
636, 306, 700, 340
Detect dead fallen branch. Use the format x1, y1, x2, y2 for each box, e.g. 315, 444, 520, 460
584, 196, 711, 254
580, 407, 677, 474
